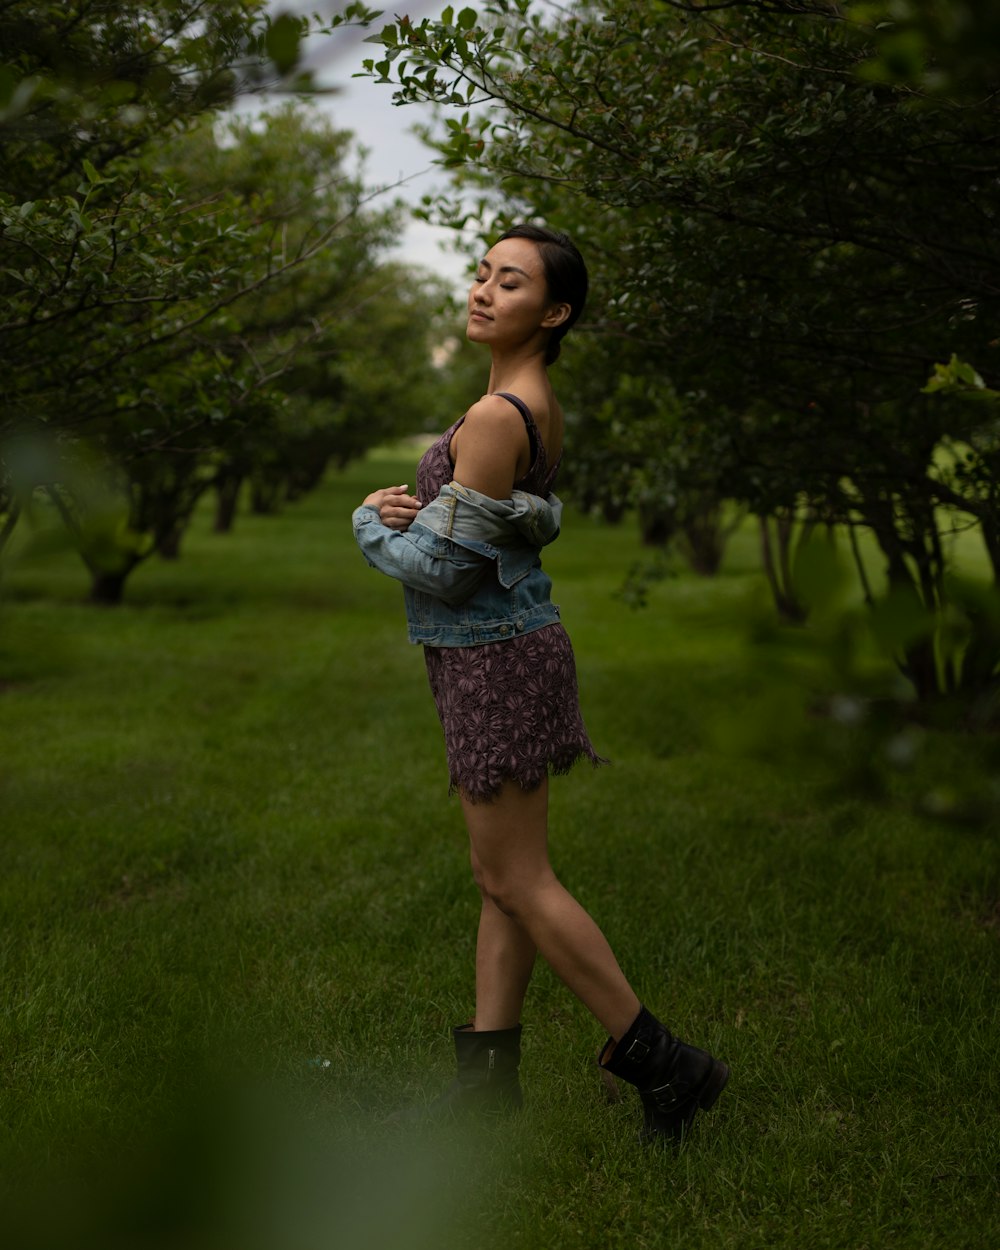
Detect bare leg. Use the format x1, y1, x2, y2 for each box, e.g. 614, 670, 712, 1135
462, 778, 640, 1041
473, 893, 537, 1030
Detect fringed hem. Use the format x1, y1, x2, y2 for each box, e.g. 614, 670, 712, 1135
448, 748, 610, 805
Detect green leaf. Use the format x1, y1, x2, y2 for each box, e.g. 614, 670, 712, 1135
923, 354, 987, 395
265, 14, 302, 75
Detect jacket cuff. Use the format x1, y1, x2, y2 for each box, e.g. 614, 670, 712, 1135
352, 504, 381, 532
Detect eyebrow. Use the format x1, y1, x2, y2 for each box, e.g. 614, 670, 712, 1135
478, 258, 532, 279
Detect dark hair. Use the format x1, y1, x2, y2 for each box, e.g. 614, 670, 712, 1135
497, 223, 588, 365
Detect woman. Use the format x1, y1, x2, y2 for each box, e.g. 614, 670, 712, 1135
352, 224, 728, 1144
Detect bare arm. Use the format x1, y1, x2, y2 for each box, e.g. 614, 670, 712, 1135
451, 397, 530, 500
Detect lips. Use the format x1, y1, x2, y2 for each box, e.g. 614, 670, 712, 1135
469, 310, 492, 322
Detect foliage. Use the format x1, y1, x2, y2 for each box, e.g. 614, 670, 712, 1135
161, 107, 446, 534
0, 1, 439, 603
851, 0, 1000, 96
361, 0, 1000, 711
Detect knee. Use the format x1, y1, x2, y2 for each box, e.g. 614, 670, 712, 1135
481, 880, 522, 919
469, 850, 521, 916
470, 856, 511, 913
476, 870, 536, 921
469, 848, 488, 898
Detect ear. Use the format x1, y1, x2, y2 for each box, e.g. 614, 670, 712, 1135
541, 301, 571, 329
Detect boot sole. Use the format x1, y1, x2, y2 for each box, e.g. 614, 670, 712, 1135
601, 1057, 731, 1146
639, 1063, 731, 1146
599, 1058, 730, 1111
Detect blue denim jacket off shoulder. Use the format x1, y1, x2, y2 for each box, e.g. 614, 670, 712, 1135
352, 481, 562, 646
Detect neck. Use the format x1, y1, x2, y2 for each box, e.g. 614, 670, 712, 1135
487, 343, 548, 395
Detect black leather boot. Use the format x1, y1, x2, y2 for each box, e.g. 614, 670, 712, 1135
403, 1023, 523, 1121
598, 1006, 728, 1144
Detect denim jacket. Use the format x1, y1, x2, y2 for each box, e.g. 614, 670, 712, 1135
352, 480, 562, 646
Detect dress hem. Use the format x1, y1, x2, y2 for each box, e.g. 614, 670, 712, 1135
447, 749, 610, 805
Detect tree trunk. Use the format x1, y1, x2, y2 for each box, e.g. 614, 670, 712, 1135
863, 499, 945, 704
981, 519, 1000, 589
680, 505, 726, 576
89, 568, 130, 606
759, 513, 807, 623
286, 453, 330, 501
157, 525, 183, 560
250, 475, 285, 516
0, 501, 21, 558
214, 474, 243, 533
903, 635, 941, 704
638, 503, 677, 548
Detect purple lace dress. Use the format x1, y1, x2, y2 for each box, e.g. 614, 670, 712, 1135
417, 395, 605, 803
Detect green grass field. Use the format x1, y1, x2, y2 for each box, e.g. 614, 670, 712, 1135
1, 452, 998, 1249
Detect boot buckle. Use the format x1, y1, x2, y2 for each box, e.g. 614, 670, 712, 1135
625, 1037, 651, 1063
648, 1079, 681, 1110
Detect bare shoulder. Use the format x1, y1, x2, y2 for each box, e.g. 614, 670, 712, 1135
465, 393, 530, 429
456, 394, 530, 452
451, 394, 530, 497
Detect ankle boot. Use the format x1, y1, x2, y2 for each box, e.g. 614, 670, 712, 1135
599, 1006, 728, 1144
400, 1023, 522, 1122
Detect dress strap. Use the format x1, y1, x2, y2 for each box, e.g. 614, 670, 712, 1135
494, 392, 540, 466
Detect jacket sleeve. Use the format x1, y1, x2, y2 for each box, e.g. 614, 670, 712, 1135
351, 505, 490, 605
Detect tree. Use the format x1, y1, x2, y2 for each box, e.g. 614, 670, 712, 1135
362, 0, 1000, 712
0, 2, 442, 604
148, 103, 444, 540
223, 255, 451, 526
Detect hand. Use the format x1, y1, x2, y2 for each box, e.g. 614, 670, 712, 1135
362, 483, 423, 532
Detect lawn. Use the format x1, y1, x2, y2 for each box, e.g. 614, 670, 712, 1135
1, 452, 998, 1249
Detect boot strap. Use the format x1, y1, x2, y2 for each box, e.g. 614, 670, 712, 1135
646, 1079, 687, 1110
624, 1037, 651, 1063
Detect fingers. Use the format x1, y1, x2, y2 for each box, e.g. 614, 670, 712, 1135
361, 483, 420, 512
365, 483, 421, 530
381, 498, 422, 530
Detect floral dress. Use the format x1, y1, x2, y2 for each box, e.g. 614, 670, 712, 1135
417, 395, 605, 803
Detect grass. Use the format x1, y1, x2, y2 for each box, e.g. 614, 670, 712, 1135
1, 452, 998, 1249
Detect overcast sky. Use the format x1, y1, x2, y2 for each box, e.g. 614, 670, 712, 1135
246, 1, 478, 296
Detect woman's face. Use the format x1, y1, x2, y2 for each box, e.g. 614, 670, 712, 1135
467, 237, 568, 351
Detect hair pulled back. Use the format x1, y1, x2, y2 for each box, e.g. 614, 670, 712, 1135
497, 223, 588, 366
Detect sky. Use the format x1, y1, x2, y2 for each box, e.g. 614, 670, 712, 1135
245, 1, 478, 296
